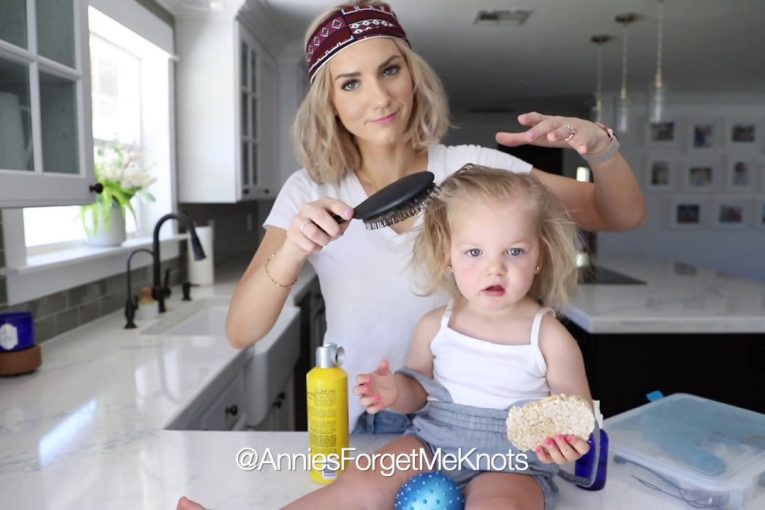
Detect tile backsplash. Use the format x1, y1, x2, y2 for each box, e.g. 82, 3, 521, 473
0, 200, 273, 344
180, 200, 273, 266
0, 216, 184, 343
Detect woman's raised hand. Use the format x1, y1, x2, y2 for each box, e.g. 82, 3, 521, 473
353, 359, 399, 415
495, 112, 611, 157
284, 197, 354, 257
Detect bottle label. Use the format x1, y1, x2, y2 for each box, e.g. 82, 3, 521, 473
0, 323, 19, 350
308, 387, 339, 451
307, 372, 349, 483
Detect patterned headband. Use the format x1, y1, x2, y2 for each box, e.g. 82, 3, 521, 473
305, 4, 409, 83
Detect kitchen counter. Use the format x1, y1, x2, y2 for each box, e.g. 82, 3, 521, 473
565, 255, 765, 334
1, 259, 763, 509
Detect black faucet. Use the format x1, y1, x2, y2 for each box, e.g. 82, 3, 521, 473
125, 248, 154, 329
152, 213, 206, 313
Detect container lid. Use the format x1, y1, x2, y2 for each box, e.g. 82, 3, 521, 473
608, 393, 765, 490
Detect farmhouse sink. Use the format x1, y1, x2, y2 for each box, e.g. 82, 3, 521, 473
146, 298, 302, 430
141, 298, 230, 337
151, 304, 227, 337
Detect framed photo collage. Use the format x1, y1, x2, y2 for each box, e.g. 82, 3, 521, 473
643, 117, 765, 230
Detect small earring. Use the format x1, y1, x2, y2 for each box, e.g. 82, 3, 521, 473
535, 266, 541, 273
446, 264, 452, 270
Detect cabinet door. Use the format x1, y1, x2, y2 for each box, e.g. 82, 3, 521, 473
200, 372, 246, 431
252, 374, 295, 431
238, 24, 277, 200
0, 0, 95, 207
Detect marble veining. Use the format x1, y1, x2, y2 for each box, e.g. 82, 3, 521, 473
566, 255, 765, 333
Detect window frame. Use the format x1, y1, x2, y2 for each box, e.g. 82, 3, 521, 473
1, 2, 179, 307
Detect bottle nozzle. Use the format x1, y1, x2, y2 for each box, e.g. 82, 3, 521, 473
316, 343, 344, 368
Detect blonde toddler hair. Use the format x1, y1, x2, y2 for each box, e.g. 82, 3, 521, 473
412, 164, 580, 311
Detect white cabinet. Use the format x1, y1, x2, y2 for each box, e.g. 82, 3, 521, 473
177, 16, 278, 203
167, 366, 248, 431
252, 374, 296, 431
244, 306, 301, 429
0, 0, 95, 207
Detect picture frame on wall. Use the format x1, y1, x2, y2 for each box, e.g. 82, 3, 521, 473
684, 160, 720, 191
670, 198, 706, 228
688, 118, 720, 152
752, 199, 765, 230
647, 157, 674, 190
725, 118, 761, 149
725, 157, 760, 192
712, 199, 747, 228
646, 120, 678, 147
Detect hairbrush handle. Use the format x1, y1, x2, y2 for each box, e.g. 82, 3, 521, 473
331, 213, 348, 225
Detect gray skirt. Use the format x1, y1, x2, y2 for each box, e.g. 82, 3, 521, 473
397, 367, 560, 510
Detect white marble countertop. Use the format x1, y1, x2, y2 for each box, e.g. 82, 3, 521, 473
565, 255, 765, 334
1, 259, 764, 509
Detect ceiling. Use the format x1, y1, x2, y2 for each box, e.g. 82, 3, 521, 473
251, 0, 765, 112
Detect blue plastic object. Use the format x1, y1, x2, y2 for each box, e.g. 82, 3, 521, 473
646, 390, 665, 402
574, 429, 609, 491
0, 312, 35, 352
395, 472, 465, 510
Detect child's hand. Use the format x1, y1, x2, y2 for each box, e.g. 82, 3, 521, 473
534, 434, 590, 465
353, 359, 398, 414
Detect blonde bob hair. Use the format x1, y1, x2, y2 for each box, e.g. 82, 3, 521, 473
412, 164, 580, 311
292, 0, 450, 185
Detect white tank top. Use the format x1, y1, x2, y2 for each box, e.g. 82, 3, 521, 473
431, 302, 552, 409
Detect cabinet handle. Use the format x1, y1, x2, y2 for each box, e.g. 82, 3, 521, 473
225, 404, 239, 416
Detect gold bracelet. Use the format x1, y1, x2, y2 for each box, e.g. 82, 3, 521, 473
264, 253, 297, 288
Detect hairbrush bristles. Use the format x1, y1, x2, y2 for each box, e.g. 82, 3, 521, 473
364, 183, 439, 230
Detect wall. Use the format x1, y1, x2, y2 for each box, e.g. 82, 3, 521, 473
596, 93, 765, 282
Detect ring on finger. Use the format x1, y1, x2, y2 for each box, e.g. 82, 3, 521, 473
563, 124, 577, 142
299, 219, 312, 236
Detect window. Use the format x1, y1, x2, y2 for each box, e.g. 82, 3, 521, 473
22, 7, 168, 250
3, 3, 176, 306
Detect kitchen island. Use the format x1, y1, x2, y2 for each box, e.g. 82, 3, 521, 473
563, 255, 765, 417
1, 256, 764, 509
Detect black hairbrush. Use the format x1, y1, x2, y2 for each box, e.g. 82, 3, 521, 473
333, 171, 438, 230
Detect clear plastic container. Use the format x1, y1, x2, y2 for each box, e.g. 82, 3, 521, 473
608, 393, 765, 509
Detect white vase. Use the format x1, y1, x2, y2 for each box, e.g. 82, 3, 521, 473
86, 204, 127, 247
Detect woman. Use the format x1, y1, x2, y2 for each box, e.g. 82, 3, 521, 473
225, 0, 644, 435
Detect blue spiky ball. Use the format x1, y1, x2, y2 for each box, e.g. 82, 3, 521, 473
395, 472, 465, 510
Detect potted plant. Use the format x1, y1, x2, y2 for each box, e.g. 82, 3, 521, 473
80, 143, 156, 246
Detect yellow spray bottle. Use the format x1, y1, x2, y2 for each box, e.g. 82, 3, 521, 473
307, 343, 349, 484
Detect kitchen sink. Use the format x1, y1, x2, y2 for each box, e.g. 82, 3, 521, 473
156, 305, 227, 336
142, 298, 229, 337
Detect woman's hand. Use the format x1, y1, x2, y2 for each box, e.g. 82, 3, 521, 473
495, 112, 611, 157
353, 359, 399, 415
284, 197, 354, 258
534, 434, 590, 465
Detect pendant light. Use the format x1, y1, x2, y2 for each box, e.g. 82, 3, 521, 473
615, 13, 637, 133
590, 35, 612, 123
648, 0, 666, 123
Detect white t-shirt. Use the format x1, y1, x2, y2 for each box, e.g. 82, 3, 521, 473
263, 144, 532, 426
